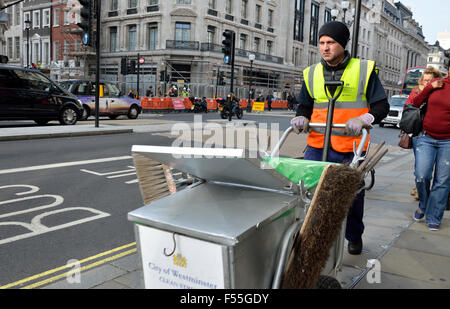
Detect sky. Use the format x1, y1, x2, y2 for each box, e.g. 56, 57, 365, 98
398, 0, 450, 44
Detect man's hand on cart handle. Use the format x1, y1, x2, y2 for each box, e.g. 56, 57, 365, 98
345, 113, 374, 135
291, 116, 310, 134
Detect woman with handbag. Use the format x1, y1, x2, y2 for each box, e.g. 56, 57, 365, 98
410, 68, 450, 231
403, 68, 442, 200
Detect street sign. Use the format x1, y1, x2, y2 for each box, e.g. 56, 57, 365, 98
139, 58, 145, 64
252, 101, 265, 112
82, 32, 89, 45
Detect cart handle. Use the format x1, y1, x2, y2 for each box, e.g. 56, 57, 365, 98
270, 124, 368, 166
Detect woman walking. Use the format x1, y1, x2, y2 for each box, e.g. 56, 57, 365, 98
411, 67, 450, 231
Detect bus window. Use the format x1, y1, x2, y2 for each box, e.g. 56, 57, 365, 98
400, 67, 425, 96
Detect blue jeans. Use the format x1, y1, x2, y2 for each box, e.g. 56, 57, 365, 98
414, 133, 450, 226
304, 146, 365, 242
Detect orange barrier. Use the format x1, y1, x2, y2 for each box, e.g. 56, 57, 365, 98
141, 97, 290, 112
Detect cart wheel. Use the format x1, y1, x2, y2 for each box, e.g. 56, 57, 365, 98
315, 276, 342, 289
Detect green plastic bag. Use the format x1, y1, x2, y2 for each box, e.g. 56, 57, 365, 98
262, 157, 338, 190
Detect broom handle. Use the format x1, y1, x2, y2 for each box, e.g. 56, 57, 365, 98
356, 141, 385, 173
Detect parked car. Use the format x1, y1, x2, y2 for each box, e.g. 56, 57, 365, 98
0, 66, 83, 125
58, 79, 142, 120
379, 95, 408, 128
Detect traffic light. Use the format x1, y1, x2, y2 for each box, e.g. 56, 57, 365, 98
77, 0, 93, 46
218, 71, 225, 85
121, 57, 128, 75
0, 55, 8, 64
128, 60, 136, 74
159, 70, 165, 81
222, 30, 235, 65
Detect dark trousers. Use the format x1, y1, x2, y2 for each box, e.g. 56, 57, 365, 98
304, 146, 365, 242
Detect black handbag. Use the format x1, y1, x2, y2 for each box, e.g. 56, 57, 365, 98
399, 103, 427, 136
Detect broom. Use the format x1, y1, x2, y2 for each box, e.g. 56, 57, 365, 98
132, 153, 177, 205
280, 163, 362, 289
280, 140, 388, 289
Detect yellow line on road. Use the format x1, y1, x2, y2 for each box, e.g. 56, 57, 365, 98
0, 242, 136, 289
21, 248, 137, 289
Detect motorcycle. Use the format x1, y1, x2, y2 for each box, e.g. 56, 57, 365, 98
217, 97, 243, 121
190, 97, 208, 113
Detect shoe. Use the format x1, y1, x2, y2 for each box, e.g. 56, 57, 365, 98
410, 187, 417, 196
413, 210, 425, 221
348, 239, 363, 255
428, 224, 439, 231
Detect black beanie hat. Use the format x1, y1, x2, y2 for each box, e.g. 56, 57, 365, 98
318, 21, 350, 49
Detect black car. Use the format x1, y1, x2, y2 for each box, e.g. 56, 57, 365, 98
0, 66, 83, 125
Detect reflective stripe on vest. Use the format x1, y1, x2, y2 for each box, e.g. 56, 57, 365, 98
303, 58, 374, 153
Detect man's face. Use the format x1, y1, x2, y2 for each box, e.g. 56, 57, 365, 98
319, 35, 345, 65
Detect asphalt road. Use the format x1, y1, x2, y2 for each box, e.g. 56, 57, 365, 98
0, 132, 175, 286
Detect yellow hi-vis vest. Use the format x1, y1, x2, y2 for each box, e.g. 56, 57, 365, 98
303, 58, 375, 153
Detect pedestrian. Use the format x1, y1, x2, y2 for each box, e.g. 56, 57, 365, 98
290, 21, 389, 255
157, 86, 163, 97
405, 67, 442, 200
146, 86, 154, 97
410, 66, 450, 231
266, 92, 273, 111
128, 88, 135, 99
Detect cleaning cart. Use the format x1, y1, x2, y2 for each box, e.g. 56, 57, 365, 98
127, 122, 375, 289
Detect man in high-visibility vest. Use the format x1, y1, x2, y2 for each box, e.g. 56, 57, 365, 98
291, 21, 389, 255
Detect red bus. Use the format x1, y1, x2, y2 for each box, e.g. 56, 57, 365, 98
400, 66, 425, 96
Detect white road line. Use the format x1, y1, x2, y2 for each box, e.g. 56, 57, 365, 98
0, 156, 132, 175
107, 172, 137, 179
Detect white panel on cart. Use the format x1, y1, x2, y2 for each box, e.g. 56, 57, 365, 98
138, 225, 225, 289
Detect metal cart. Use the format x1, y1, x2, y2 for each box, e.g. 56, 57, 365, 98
128, 123, 369, 289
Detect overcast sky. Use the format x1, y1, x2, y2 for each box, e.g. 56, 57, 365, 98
399, 0, 450, 44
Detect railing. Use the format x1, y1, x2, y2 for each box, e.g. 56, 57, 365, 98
166, 40, 200, 50
200, 43, 284, 64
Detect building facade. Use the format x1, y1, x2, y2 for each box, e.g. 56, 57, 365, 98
21, 0, 52, 70
427, 40, 449, 74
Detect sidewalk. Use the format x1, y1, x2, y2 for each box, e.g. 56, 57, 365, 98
2, 121, 448, 289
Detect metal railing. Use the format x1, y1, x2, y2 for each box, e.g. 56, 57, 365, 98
200, 43, 284, 65
166, 40, 200, 50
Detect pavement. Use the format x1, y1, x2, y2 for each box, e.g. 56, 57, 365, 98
1, 112, 449, 290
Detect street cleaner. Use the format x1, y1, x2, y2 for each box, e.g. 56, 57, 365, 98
290, 21, 389, 255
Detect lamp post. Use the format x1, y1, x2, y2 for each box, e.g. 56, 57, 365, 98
25, 19, 31, 68
331, 7, 339, 21
247, 53, 255, 112
341, 0, 350, 23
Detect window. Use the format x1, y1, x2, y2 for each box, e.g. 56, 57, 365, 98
209, 0, 216, 9
254, 37, 260, 53
33, 10, 40, 29
268, 9, 273, 27
53, 41, 59, 61
175, 22, 191, 41
324, 8, 332, 23
226, 0, 232, 14
207, 26, 216, 44
309, 2, 319, 46
63, 10, 69, 25
24, 12, 31, 29
14, 5, 20, 26
294, 0, 304, 42
256, 5, 261, 23
267, 41, 273, 55
53, 8, 59, 26
43, 9, 50, 27
7, 38, 13, 59
14, 70, 53, 91
43, 42, 49, 65
242, 0, 248, 19
240, 34, 247, 49
129, 0, 137, 8
176, 0, 192, 4
128, 25, 137, 51
110, 27, 117, 52
15, 37, 20, 59
148, 23, 158, 50
111, 0, 118, 11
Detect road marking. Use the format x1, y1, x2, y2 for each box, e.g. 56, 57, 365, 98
0, 156, 132, 175
0, 242, 136, 289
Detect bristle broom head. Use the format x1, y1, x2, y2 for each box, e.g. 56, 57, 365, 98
281, 164, 362, 289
